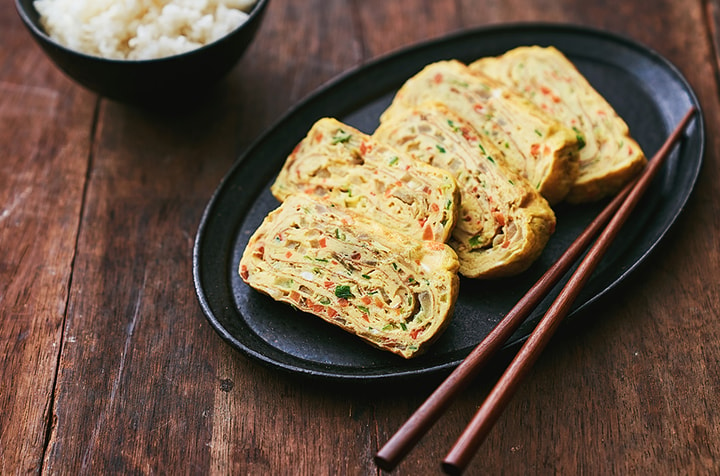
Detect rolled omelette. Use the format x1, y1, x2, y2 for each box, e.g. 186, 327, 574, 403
380, 60, 580, 204
271, 117, 460, 243
375, 102, 556, 278
470, 46, 647, 203
239, 194, 460, 358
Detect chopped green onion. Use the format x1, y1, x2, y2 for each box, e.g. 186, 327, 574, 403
334, 285, 354, 299
572, 127, 586, 150
331, 130, 352, 144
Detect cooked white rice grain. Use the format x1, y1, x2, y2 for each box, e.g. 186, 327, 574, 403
34, 0, 258, 60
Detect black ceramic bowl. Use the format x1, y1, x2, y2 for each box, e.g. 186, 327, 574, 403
15, 0, 269, 103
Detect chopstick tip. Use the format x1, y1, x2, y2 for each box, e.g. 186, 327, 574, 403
374, 452, 397, 473
441, 461, 464, 476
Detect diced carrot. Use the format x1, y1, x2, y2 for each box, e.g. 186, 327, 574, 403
422, 225, 434, 241
427, 241, 446, 251
493, 211, 505, 227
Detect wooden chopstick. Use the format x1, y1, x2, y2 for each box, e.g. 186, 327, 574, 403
441, 106, 697, 475
374, 106, 697, 474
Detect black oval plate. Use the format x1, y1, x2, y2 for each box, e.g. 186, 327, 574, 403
193, 23, 704, 384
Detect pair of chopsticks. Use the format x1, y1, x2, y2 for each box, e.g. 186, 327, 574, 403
375, 106, 697, 475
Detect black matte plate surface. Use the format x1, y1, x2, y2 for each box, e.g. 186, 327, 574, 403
193, 24, 704, 383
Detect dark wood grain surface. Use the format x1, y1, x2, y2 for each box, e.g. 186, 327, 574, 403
2, 0, 719, 474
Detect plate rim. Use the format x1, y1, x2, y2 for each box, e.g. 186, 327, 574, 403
193, 22, 705, 383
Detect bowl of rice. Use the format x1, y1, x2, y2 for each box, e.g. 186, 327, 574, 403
15, 0, 270, 103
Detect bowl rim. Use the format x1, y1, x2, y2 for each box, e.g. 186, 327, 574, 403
14, 0, 270, 64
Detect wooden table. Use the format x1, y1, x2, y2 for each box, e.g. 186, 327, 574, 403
2, 0, 719, 474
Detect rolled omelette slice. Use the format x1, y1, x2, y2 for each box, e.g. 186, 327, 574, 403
470, 46, 647, 203
271, 117, 460, 243
239, 194, 460, 359
380, 60, 579, 204
374, 103, 556, 278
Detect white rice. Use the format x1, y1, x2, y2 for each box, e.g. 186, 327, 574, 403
34, 0, 258, 60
